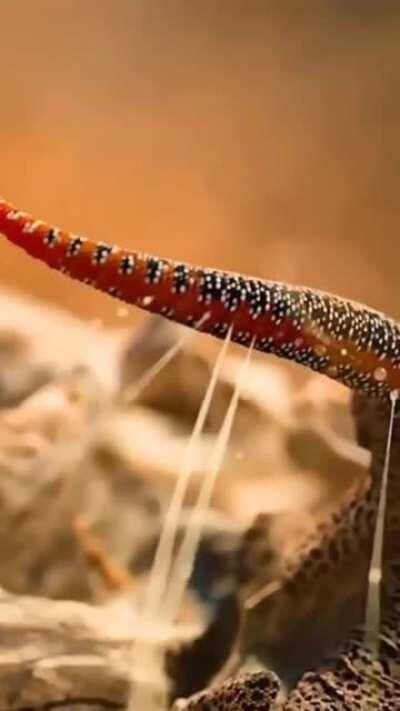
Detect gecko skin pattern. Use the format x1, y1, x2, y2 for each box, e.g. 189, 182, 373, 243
1, 197, 400, 401
240, 477, 375, 602
173, 671, 282, 710
2, 198, 400, 708
176, 401, 400, 709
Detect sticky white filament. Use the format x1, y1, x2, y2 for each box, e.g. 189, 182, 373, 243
365, 389, 398, 657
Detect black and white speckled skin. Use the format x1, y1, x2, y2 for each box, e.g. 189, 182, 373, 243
2, 197, 400, 708
2, 197, 400, 401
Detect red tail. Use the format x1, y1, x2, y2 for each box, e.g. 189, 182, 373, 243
1, 197, 399, 400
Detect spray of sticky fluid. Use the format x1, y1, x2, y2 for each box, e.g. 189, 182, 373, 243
128, 327, 253, 709
364, 389, 399, 657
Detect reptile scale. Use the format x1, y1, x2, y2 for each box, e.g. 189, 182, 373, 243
1, 197, 399, 709
1, 198, 400, 402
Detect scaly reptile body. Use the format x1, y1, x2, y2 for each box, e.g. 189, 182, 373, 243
1, 198, 399, 708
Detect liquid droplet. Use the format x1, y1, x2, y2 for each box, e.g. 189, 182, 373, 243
374, 367, 387, 382
117, 306, 129, 318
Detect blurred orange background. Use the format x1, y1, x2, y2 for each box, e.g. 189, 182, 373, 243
1, 1, 399, 325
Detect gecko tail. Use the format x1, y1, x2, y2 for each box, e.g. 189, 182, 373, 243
0, 198, 207, 327
1, 197, 399, 399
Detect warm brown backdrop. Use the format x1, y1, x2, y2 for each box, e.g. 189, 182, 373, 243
1, 1, 399, 325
